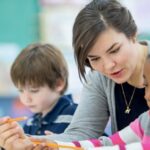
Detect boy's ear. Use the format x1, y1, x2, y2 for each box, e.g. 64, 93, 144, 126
55, 79, 65, 92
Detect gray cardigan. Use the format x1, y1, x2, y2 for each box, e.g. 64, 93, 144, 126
42, 42, 150, 142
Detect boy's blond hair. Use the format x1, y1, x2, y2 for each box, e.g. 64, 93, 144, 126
11, 43, 68, 95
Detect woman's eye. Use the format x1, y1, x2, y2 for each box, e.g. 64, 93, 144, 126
91, 57, 100, 61
110, 47, 120, 53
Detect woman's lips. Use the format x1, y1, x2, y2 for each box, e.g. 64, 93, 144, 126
110, 69, 124, 78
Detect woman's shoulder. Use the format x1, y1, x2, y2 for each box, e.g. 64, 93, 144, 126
85, 70, 115, 88
86, 70, 108, 81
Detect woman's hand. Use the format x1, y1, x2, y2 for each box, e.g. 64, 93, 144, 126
44, 130, 54, 135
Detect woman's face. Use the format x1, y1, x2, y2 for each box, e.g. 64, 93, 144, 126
87, 28, 138, 84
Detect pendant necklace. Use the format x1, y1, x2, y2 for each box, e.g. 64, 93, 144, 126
121, 84, 136, 114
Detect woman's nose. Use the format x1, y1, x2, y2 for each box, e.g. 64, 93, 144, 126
103, 58, 116, 71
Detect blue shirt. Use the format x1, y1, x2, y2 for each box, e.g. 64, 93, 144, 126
23, 94, 77, 135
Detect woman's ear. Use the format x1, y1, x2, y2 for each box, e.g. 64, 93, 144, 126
55, 79, 65, 93
131, 33, 137, 43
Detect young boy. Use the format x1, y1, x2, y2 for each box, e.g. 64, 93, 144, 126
10, 43, 77, 135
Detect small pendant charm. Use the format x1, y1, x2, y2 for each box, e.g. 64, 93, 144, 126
125, 107, 131, 114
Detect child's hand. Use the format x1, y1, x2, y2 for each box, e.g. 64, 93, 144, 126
0, 116, 26, 148
29, 137, 58, 150
31, 145, 52, 150
3, 137, 34, 150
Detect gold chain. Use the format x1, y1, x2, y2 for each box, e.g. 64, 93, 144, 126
121, 84, 136, 114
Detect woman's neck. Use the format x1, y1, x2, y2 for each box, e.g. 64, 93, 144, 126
127, 43, 148, 88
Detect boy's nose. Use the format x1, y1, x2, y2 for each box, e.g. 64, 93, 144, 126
23, 92, 32, 102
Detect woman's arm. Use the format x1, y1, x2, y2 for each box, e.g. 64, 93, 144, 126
54, 113, 145, 149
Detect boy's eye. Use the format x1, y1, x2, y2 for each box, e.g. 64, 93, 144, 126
18, 89, 23, 93
29, 89, 39, 93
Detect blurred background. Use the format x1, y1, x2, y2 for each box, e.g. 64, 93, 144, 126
0, 0, 150, 119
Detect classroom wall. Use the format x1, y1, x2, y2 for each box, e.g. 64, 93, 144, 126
0, 0, 40, 48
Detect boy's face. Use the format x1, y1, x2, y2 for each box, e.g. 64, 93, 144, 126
144, 58, 150, 108
18, 84, 60, 116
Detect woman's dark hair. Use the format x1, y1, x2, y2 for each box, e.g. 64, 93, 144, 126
73, 0, 137, 81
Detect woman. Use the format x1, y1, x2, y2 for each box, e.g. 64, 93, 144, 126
47, 0, 149, 140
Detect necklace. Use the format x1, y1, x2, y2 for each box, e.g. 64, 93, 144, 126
121, 84, 136, 114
